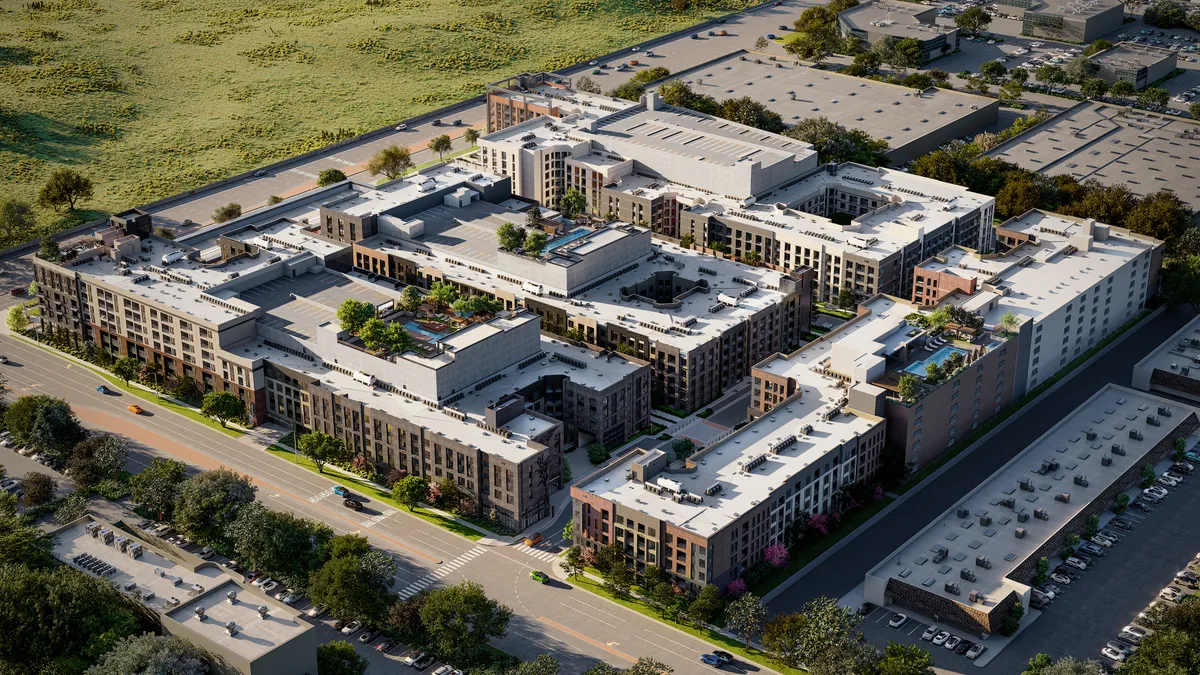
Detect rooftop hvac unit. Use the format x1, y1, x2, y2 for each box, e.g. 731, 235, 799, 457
1055, 492, 1071, 503
976, 555, 992, 569
704, 483, 723, 496
1147, 415, 1161, 427
86, 522, 100, 537
1033, 508, 1049, 521
1111, 444, 1126, 456
1102, 456, 1113, 467
932, 546, 949, 563
969, 589, 987, 603
961, 568, 977, 582
1000, 497, 1016, 509
1086, 430, 1097, 441
945, 581, 961, 595
1158, 406, 1173, 417
1074, 475, 1089, 487
657, 477, 684, 494
980, 515, 992, 526
1017, 512, 1030, 523
1019, 478, 1035, 492
1015, 527, 1027, 538
1130, 429, 1144, 440
684, 493, 704, 505
799, 424, 814, 436
957, 507, 970, 518
741, 453, 768, 472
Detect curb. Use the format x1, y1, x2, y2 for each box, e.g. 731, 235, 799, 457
761, 305, 1167, 606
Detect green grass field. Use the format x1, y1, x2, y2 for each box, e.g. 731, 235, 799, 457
0, 0, 758, 243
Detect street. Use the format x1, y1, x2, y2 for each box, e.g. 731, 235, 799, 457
0, 332, 746, 675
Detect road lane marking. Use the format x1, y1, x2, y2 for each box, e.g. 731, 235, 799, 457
361, 508, 397, 528
536, 616, 636, 664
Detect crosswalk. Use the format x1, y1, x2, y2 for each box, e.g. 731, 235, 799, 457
512, 542, 560, 563
396, 546, 486, 599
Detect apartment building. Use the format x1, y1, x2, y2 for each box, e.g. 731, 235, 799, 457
912, 210, 1163, 395
752, 295, 1018, 473
572, 369, 885, 590
865, 385, 1198, 633
837, 0, 961, 64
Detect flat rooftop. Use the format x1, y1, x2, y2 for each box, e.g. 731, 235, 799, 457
868, 384, 1196, 609
577, 369, 878, 537
1134, 313, 1200, 388
230, 334, 560, 463
662, 53, 995, 153
1089, 42, 1177, 68
644, 162, 992, 262
358, 229, 795, 352
1028, 0, 1123, 17
985, 101, 1200, 214
838, 0, 952, 38
927, 210, 1157, 327
54, 518, 309, 661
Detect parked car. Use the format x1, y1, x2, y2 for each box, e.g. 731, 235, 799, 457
261, 580, 279, 593
1131, 500, 1155, 512
405, 652, 433, 669
1176, 570, 1199, 586
1137, 604, 1162, 624
1160, 586, 1183, 602
1101, 647, 1127, 662
358, 629, 376, 644
1145, 485, 1169, 500
1080, 543, 1105, 557
281, 591, 302, 605
711, 651, 734, 666
245, 570, 263, 582
955, 640, 972, 655
932, 631, 950, 646
1111, 518, 1133, 530
943, 636, 962, 651
1164, 470, 1185, 482
921, 625, 938, 641
376, 638, 396, 653
252, 575, 272, 588
307, 604, 326, 618
1184, 451, 1200, 463
966, 643, 986, 659
222, 560, 243, 573
1107, 640, 1132, 655
1172, 461, 1194, 475
1158, 474, 1181, 487
341, 621, 362, 636
1092, 534, 1115, 547
1064, 557, 1088, 571
1033, 586, 1056, 600
197, 547, 215, 559
888, 613, 907, 628
1050, 572, 1072, 585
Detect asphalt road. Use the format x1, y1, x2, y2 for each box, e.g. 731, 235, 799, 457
143, 0, 819, 231
767, 306, 1198, 623
0, 332, 749, 675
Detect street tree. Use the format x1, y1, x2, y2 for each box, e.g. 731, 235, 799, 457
559, 545, 585, 578
687, 583, 723, 625
726, 593, 768, 649
200, 391, 245, 428
1164, 254, 1200, 310
6, 305, 25, 333
1191, 101, 1200, 119
1137, 87, 1170, 108
317, 168, 347, 186
308, 555, 393, 624
1110, 79, 1135, 98
113, 357, 141, 385
671, 438, 696, 462
296, 431, 347, 475
0, 564, 140, 673
316, 641, 369, 675
463, 128, 480, 146
1064, 56, 1095, 84
393, 475, 430, 510
19, 396, 87, 459
173, 468, 257, 549
227, 502, 333, 589
509, 654, 561, 675
419, 580, 513, 665
337, 298, 376, 334
429, 134, 453, 162
67, 435, 128, 490
980, 60, 1006, 80
755, 35, 770, 51
1080, 77, 1108, 99
1000, 79, 1024, 105
954, 6, 992, 34
763, 613, 806, 667
37, 168, 93, 211
1124, 190, 1194, 243
86, 633, 212, 675
211, 203, 242, 223
130, 457, 188, 521
367, 145, 414, 180
22, 472, 57, 507
625, 657, 674, 675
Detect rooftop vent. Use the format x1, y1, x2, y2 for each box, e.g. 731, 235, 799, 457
957, 507, 970, 518
1017, 512, 1030, 523
226, 590, 238, 604
932, 546, 949, 563
1101, 456, 1113, 467
960, 568, 977, 582
194, 606, 206, 621
1033, 508, 1050, 521
1111, 444, 1126, 456
257, 605, 269, 620
945, 581, 961, 595
1015, 527, 1026, 538
975, 555, 992, 569
979, 515, 992, 526
1019, 478, 1035, 492
1074, 475, 1089, 487
1158, 405, 1172, 417
1147, 415, 1161, 427
1085, 430, 1097, 441
225, 621, 238, 637
1130, 429, 1143, 440
1055, 492, 1071, 503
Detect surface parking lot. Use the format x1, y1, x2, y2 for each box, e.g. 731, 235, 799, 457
859, 606, 985, 671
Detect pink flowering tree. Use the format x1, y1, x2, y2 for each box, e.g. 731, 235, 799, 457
763, 543, 790, 569
427, 482, 442, 503
873, 483, 885, 502
726, 577, 748, 598
809, 512, 830, 536
580, 546, 598, 569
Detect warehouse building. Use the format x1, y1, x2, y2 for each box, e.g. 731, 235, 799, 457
1132, 313, 1200, 403
1020, 0, 1125, 43
1088, 42, 1177, 90
837, 0, 960, 64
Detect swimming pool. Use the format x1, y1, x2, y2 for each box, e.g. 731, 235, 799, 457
405, 321, 451, 342
904, 345, 969, 377
545, 228, 590, 252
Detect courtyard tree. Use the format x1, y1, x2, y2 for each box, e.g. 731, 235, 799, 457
559, 187, 587, 220
296, 431, 347, 474
367, 145, 414, 180
896, 374, 920, 402
37, 168, 93, 211
359, 317, 388, 351
429, 134, 453, 162
429, 281, 459, 308
399, 284, 423, 311
497, 222, 526, 251
201, 391, 245, 428
337, 298, 376, 334
671, 438, 696, 462
317, 168, 346, 186
524, 230, 548, 257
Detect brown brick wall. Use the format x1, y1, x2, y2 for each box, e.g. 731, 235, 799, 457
885, 578, 1015, 633
1150, 369, 1200, 400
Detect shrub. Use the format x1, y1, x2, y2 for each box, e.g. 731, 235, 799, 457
212, 203, 242, 223
587, 443, 610, 465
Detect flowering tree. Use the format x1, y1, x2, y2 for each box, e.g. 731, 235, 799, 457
873, 483, 885, 501
580, 546, 598, 569
808, 513, 830, 536
726, 577, 748, 598
763, 543, 790, 569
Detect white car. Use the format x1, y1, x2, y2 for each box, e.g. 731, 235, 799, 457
1137, 604, 1162, 623
341, 620, 362, 635
1145, 485, 1169, 499
1064, 557, 1088, 571
1091, 534, 1115, 548
394, 124, 407, 131
1101, 647, 1127, 662
252, 576, 272, 588
944, 636, 962, 651
1158, 474, 1180, 487
1160, 586, 1183, 601
966, 643, 986, 659
932, 631, 950, 646
888, 613, 908, 628
1050, 572, 1072, 585
1164, 471, 1185, 482
1124, 625, 1151, 640
921, 625, 938, 641
306, 604, 326, 618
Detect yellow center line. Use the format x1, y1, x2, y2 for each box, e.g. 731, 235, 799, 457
537, 615, 636, 664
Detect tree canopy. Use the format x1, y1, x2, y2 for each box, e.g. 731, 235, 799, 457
227, 502, 333, 590
84, 633, 212, 675
419, 581, 513, 665
296, 431, 347, 474
367, 145, 414, 180
337, 298, 376, 334
785, 117, 890, 166
200, 391, 245, 428
173, 468, 256, 549
130, 457, 188, 521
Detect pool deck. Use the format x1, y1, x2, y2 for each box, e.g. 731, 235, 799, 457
903, 344, 970, 377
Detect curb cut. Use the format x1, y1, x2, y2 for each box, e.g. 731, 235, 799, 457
761, 305, 1167, 606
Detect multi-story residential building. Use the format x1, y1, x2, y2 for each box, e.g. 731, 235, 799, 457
1088, 42, 1178, 90
837, 1, 961, 64
572, 363, 886, 590
865, 385, 1198, 633
752, 295, 1017, 473
33, 165, 655, 531
912, 210, 1163, 395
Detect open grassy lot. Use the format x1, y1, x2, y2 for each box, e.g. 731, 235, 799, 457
0, 0, 756, 243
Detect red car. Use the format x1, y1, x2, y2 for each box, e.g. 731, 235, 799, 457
9, 288, 24, 296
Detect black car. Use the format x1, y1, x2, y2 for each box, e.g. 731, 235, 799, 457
1131, 500, 1154, 512
955, 640, 972, 655
431, 120, 442, 126
343, 499, 364, 511
1172, 463, 1194, 475
452, 119, 462, 127
376, 639, 396, 653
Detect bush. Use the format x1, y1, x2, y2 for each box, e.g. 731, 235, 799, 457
587, 443, 610, 465
212, 203, 242, 223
